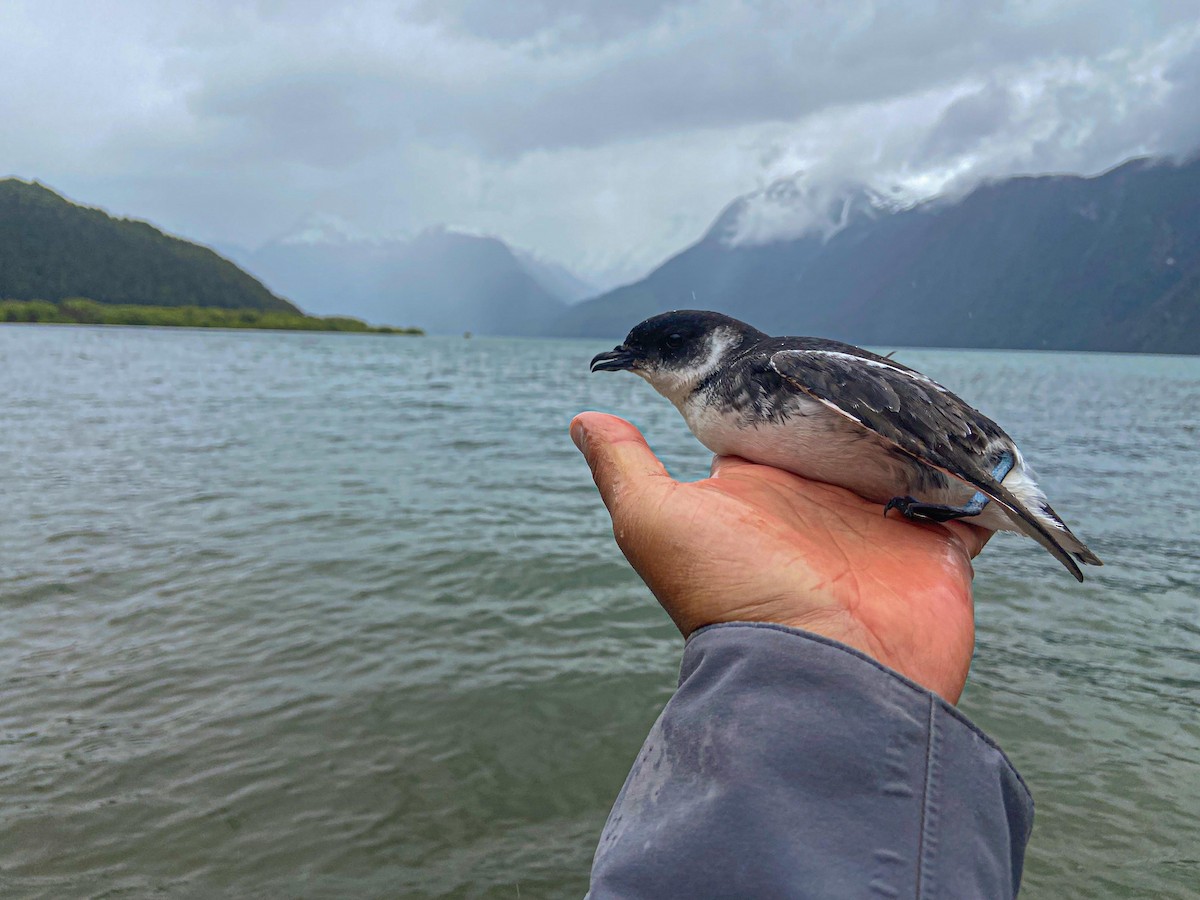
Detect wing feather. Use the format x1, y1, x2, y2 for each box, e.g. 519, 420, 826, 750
768, 349, 1085, 581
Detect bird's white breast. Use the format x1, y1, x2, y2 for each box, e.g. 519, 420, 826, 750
677, 387, 1054, 536
677, 390, 921, 504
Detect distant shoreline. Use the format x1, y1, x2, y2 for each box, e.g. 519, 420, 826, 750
0, 298, 422, 335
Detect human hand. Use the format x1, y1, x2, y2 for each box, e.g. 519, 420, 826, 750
570, 411, 993, 703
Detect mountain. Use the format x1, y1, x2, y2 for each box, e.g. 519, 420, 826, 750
233, 227, 571, 335
550, 155, 1200, 354
0, 178, 297, 312
511, 248, 597, 303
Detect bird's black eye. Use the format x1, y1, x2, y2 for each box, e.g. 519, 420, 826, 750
665, 333, 683, 349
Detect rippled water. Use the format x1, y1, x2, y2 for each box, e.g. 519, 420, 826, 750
1, 325, 1198, 898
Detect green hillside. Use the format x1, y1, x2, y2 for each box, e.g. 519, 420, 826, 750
0, 179, 299, 312
0, 298, 419, 333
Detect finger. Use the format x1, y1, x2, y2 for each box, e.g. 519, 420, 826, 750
709, 454, 760, 478
570, 412, 673, 516
942, 520, 994, 559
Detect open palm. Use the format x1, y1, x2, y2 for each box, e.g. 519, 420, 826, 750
571, 411, 992, 703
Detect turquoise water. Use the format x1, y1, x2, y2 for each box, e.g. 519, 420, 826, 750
1, 325, 1198, 898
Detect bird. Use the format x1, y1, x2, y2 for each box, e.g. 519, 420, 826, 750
590, 309, 1102, 581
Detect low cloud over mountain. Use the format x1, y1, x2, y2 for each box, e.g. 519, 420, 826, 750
549, 153, 1200, 354
3, 2, 1198, 284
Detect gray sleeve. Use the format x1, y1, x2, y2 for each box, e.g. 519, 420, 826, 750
588, 622, 1034, 899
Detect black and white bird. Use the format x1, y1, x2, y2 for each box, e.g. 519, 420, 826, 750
590, 310, 1102, 581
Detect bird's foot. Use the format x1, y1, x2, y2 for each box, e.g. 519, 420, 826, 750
885, 452, 1012, 523
883, 495, 986, 523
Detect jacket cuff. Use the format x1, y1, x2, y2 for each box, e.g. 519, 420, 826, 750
590, 622, 1034, 899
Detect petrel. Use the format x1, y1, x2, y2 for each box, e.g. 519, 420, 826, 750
590, 310, 1102, 581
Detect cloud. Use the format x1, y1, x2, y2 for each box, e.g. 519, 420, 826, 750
921, 82, 1017, 162
0, 0, 1197, 284
414, 0, 685, 45
722, 23, 1200, 247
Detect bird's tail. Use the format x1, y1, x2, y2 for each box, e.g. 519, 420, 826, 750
1027, 501, 1103, 566
993, 464, 1103, 573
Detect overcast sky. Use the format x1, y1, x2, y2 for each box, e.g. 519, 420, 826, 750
3, 1, 1198, 285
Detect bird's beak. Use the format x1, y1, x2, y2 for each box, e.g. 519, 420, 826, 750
590, 345, 638, 372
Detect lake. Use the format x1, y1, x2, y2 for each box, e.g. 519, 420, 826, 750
1, 325, 1198, 898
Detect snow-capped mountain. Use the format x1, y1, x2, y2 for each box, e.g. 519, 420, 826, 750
548, 154, 1200, 354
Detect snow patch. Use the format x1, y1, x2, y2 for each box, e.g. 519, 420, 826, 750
719, 176, 912, 248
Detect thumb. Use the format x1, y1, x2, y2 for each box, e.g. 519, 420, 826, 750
570, 412, 673, 519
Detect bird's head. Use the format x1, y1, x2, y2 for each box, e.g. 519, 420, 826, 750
590, 310, 763, 404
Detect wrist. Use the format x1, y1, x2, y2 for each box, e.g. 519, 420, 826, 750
680, 607, 969, 704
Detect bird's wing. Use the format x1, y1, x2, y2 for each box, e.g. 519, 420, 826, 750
768, 349, 1084, 580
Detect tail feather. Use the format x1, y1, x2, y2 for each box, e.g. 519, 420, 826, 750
945, 468, 1095, 581
995, 498, 1088, 582
987, 459, 1103, 578
1035, 501, 1103, 567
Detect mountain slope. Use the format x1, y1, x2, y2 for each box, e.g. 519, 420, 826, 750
512, 248, 597, 303
551, 156, 1200, 353
236, 228, 568, 335
0, 179, 297, 312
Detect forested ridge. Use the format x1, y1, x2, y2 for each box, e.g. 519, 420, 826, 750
0, 179, 299, 312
